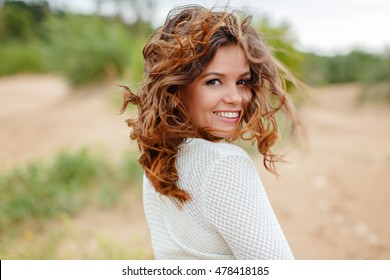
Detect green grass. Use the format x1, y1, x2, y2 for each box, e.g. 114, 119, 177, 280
0, 40, 47, 75
0, 148, 143, 233
0, 149, 106, 232
0, 147, 147, 259
0, 212, 152, 259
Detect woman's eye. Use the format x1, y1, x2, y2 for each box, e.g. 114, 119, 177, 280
237, 79, 250, 86
205, 79, 221, 86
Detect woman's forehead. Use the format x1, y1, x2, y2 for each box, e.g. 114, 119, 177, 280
201, 45, 250, 76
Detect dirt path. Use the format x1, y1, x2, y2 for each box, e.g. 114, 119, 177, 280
0, 74, 133, 170
259, 84, 390, 259
0, 74, 150, 259
1, 74, 389, 259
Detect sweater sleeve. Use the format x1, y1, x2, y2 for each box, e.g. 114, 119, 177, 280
202, 152, 294, 260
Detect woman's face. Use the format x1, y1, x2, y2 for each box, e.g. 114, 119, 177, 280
180, 45, 252, 138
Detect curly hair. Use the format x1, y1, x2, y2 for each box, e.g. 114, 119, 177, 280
120, 5, 299, 205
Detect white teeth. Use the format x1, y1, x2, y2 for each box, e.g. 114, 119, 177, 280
215, 112, 239, 119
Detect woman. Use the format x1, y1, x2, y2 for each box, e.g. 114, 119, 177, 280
121, 5, 299, 260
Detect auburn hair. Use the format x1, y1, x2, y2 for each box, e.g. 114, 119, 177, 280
120, 5, 299, 205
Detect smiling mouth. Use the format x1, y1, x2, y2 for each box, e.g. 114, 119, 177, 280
213, 111, 240, 119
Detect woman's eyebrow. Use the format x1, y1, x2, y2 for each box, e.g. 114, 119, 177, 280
240, 72, 251, 77
200, 71, 251, 78
200, 71, 224, 78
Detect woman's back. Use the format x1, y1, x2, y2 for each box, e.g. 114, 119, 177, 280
143, 138, 294, 260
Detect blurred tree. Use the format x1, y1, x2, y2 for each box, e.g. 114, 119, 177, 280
91, 0, 155, 24
302, 49, 390, 85
0, 3, 33, 40
253, 16, 304, 91
257, 18, 303, 76
300, 52, 328, 85
42, 14, 136, 85
373, 48, 390, 82
0, 0, 49, 41
325, 50, 389, 84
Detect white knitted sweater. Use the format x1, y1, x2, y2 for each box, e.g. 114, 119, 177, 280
143, 138, 294, 260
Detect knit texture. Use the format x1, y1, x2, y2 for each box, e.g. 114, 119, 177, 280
143, 138, 294, 260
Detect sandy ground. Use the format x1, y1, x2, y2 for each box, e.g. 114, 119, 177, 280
1, 74, 389, 259
259, 84, 390, 259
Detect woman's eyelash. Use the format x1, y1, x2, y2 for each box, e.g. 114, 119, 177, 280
205, 79, 221, 85
205, 78, 251, 86
237, 79, 250, 85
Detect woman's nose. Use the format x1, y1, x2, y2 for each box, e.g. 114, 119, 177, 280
223, 85, 243, 104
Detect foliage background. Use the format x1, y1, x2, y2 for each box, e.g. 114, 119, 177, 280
1, 0, 389, 260
1, 0, 389, 86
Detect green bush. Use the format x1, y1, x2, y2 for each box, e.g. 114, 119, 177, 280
302, 49, 390, 85
258, 18, 304, 78
0, 4, 34, 41
0, 149, 112, 232
121, 152, 144, 186
0, 148, 145, 234
42, 14, 135, 85
0, 1, 49, 41
0, 40, 47, 75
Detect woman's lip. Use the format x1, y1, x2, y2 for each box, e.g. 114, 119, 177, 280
213, 111, 241, 123
213, 110, 241, 114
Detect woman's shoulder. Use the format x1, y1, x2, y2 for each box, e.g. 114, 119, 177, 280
177, 138, 256, 192
182, 138, 249, 157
